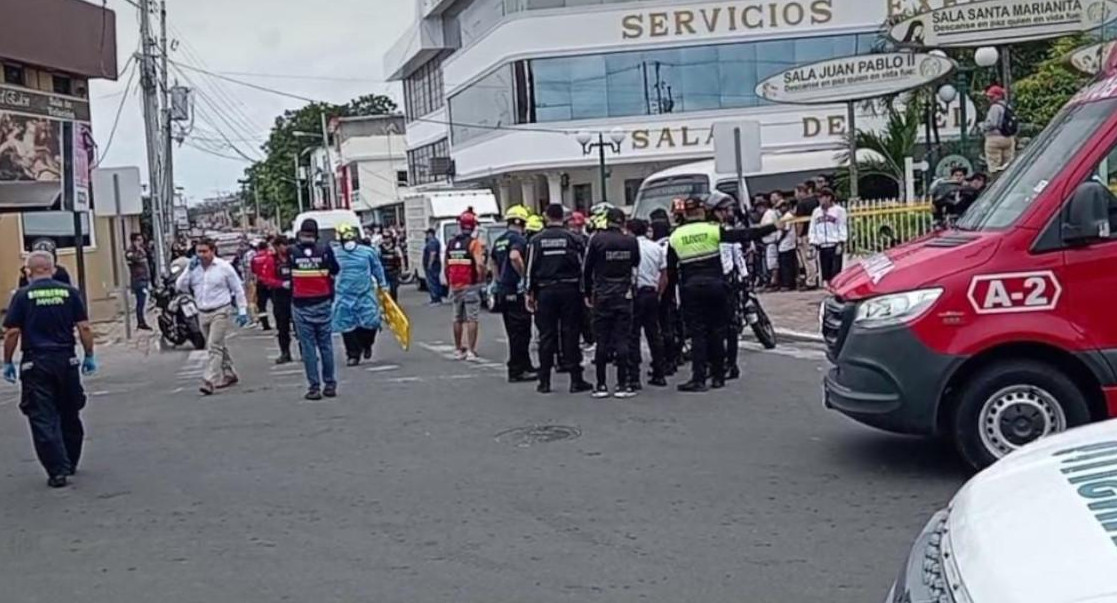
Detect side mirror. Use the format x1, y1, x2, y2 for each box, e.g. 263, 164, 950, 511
1062, 181, 1112, 244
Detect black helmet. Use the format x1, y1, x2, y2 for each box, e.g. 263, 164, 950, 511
705, 191, 735, 212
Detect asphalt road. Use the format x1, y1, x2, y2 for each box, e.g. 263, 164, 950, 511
0, 289, 970, 603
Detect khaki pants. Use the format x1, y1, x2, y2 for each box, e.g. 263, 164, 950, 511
984, 134, 1016, 173
199, 306, 236, 386
797, 237, 818, 288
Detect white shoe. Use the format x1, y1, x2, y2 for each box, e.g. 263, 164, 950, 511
454, 349, 467, 361
614, 387, 637, 399
591, 385, 610, 399
465, 350, 479, 362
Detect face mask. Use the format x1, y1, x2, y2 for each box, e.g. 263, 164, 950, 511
343, 241, 357, 251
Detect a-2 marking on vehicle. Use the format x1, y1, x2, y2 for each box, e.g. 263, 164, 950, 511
967, 270, 1063, 315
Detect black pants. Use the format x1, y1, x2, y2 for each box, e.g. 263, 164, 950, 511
273, 291, 293, 356
630, 288, 666, 380
342, 328, 378, 360
500, 293, 533, 377
818, 246, 843, 283
592, 295, 633, 387
658, 293, 680, 371
19, 352, 86, 478
386, 273, 400, 301
535, 284, 584, 384
255, 283, 271, 314
680, 281, 730, 383
725, 284, 742, 372
778, 249, 798, 290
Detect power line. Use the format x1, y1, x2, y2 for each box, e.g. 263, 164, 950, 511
184, 141, 253, 163
170, 59, 326, 103
94, 58, 140, 167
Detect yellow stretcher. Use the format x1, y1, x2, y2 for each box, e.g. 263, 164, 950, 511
377, 288, 411, 351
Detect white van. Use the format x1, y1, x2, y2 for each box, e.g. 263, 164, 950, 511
631, 149, 879, 219
292, 209, 362, 245
888, 419, 1117, 602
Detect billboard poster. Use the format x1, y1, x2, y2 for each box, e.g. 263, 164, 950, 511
1067, 39, 1117, 74
756, 53, 955, 105
889, 0, 1117, 48
0, 83, 91, 213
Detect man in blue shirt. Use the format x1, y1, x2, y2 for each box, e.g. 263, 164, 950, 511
491, 205, 536, 383
422, 229, 444, 305
3, 251, 97, 488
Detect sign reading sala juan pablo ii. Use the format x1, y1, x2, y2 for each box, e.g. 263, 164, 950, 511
889, 0, 1117, 48
755, 53, 955, 105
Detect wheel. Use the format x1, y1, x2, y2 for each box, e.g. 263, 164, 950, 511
952, 359, 1091, 470
750, 304, 777, 350
399, 271, 417, 286
186, 317, 206, 350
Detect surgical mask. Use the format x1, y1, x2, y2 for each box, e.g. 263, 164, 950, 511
343, 241, 357, 251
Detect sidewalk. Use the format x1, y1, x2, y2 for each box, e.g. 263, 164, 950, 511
756, 288, 827, 342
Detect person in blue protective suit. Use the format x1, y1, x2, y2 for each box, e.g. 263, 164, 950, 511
332, 224, 387, 367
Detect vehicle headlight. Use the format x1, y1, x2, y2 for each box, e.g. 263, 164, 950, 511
854, 288, 943, 328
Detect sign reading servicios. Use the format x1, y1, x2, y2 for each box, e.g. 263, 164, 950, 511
889, 0, 1117, 48
755, 53, 954, 105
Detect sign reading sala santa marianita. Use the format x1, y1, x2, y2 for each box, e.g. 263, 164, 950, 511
889, 0, 1117, 48
755, 52, 954, 105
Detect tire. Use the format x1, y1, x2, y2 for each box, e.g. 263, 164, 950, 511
750, 304, 777, 350
952, 359, 1091, 470
186, 317, 206, 350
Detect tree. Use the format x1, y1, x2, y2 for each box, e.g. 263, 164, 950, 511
244, 94, 397, 229
1012, 35, 1091, 132
838, 96, 923, 197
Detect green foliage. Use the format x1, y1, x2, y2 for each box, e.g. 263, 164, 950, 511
1012, 35, 1091, 131
245, 94, 397, 229
838, 96, 924, 194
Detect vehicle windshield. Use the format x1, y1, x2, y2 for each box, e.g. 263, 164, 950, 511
633, 176, 710, 219
957, 98, 1117, 230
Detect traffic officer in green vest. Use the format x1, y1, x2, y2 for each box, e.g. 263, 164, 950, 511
667, 191, 778, 392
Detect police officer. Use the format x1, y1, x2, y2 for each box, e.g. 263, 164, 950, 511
668, 192, 778, 392
491, 205, 537, 383
713, 197, 749, 381
526, 204, 593, 394
583, 207, 640, 399
3, 251, 97, 488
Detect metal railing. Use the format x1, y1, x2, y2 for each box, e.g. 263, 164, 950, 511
843, 197, 935, 256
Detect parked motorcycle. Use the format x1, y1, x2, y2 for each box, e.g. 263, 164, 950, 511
152, 264, 206, 350
738, 283, 777, 350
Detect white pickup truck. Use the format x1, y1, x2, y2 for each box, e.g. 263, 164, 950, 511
403, 189, 499, 290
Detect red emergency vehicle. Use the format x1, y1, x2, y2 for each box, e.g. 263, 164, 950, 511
823, 69, 1117, 469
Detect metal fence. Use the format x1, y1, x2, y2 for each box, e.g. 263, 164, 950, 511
843, 197, 935, 256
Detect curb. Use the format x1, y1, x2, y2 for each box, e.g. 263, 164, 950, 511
773, 327, 824, 344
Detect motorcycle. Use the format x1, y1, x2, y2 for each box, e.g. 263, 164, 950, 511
737, 282, 777, 350
152, 264, 206, 350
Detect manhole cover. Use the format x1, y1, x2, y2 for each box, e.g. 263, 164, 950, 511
495, 425, 581, 447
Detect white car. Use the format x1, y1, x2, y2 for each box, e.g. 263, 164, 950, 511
888, 419, 1117, 602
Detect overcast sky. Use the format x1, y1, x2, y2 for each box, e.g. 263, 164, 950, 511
88, 0, 415, 203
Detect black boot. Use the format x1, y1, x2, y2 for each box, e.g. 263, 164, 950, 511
260, 316, 271, 331
677, 379, 708, 393
537, 375, 552, 394
727, 366, 741, 380
275, 352, 293, 365
346, 357, 360, 367
570, 378, 594, 394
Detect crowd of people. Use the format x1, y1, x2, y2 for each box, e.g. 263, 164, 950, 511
750, 177, 850, 291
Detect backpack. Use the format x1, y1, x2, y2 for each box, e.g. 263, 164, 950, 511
999, 102, 1019, 136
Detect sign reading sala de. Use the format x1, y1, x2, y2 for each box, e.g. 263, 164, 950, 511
889, 0, 1117, 48
755, 53, 954, 105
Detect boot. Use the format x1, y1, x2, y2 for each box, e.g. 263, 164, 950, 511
260, 316, 271, 331
677, 379, 708, 393
275, 352, 293, 365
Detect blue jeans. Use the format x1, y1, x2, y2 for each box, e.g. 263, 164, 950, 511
132, 282, 148, 325
427, 269, 444, 302
293, 301, 335, 391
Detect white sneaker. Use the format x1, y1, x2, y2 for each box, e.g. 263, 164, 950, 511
453, 349, 467, 361
614, 386, 638, 399
592, 385, 610, 399
465, 350, 479, 362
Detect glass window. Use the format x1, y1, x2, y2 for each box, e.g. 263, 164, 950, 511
448, 66, 516, 144
632, 176, 710, 219
3, 63, 24, 86
407, 138, 450, 186
21, 211, 93, 251
52, 75, 72, 96
403, 58, 445, 121
958, 98, 1117, 231
624, 178, 643, 205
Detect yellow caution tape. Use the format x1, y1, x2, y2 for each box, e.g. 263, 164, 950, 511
783, 203, 933, 225
378, 287, 411, 351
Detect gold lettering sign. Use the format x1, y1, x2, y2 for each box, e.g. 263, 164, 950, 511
629, 127, 717, 151
886, 0, 964, 19
621, 0, 833, 39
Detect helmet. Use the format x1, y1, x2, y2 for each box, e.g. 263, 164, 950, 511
458, 211, 479, 230
705, 190, 735, 212
336, 223, 360, 242
526, 215, 544, 233
504, 204, 530, 224
568, 211, 586, 228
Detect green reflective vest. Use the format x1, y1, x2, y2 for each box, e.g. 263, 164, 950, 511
669, 221, 721, 264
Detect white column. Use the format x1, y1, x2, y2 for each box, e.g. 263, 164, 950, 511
546, 172, 565, 207
520, 178, 539, 213
498, 181, 512, 210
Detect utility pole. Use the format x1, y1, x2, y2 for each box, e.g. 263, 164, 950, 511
320, 111, 335, 208
160, 0, 176, 243
139, 0, 167, 273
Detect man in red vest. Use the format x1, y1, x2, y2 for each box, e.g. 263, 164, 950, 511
445, 211, 487, 360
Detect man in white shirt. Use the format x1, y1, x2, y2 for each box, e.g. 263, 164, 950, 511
776, 197, 799, 290
808, 188, 849, 287
759, 194, 782, 289
628, 219, 668, 388
175, 238, 250, 395
716, 208, 749, 380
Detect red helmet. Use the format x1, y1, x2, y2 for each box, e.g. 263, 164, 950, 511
458, 211, 478, 230
568, 211, 586, 227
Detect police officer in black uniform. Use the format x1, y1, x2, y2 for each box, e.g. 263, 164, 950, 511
3, 251, 97, 488
667, 193, 778, 392
526, 204, 593, 394
491, 206, 536, 383
583, 207, 640, 399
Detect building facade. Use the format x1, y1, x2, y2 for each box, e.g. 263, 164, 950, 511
386, 0, 969, 211
334, 115, 409, 226
1, 0, 119, 318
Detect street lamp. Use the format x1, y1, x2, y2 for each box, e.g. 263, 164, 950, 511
936, 46, 999, 166
577, 127, 627, 203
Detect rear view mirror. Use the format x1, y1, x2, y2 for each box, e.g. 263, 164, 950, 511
1062, 181, 1112, 244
